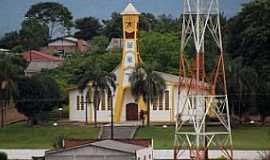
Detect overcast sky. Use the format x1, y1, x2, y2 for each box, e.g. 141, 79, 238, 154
0, 0, 250, 37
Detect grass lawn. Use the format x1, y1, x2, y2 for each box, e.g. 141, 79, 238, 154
135, 126, 270, 149
0, 122, 99, 149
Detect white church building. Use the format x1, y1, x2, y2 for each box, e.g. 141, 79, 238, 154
68, 3, 207, 124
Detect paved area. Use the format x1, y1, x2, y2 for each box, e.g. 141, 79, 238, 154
99, 126, 138, 139
103, 121, 142, 127
99, 121, 142, 139
0, 149, 269, 159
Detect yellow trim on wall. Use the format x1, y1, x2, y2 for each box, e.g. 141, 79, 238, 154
113, 12, 141, 123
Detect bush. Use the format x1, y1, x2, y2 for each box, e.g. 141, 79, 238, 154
0, 152, 7, 160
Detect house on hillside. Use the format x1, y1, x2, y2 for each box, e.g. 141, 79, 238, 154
44, 37, 89, 54
45, 138, 153, 160
23, 50, 64, 76
68, 3, 209, 124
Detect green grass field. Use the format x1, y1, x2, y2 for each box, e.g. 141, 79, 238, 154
135, 126, 270, 149
0, 122, 99, 149
0, 123, 269, 149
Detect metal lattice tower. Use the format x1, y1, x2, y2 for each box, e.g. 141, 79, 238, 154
174, 0, 233, 159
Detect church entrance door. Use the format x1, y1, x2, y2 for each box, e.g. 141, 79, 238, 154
126, 103, 138, 121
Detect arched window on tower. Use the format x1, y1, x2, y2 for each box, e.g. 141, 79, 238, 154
125, 32, 135, 39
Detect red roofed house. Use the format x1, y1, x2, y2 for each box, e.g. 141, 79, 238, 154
22, 50, 64, 77
46, 37, 89, 54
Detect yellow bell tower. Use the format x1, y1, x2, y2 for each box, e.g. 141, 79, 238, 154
114, 3, 144, 122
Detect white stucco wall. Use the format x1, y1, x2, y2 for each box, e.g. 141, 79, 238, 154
136, 147, 153, 160
69, 81, 206, 123
150, 84, 173, 122
69, 88, 116, 123
69, 89, 89, 122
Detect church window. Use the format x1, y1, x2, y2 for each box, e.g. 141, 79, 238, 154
77, 96, 80, 110
81, 96, 84, 110
153, 97, 158, 110
165, 91, 169, 110
107, 90, 112, 110
159, 94, 163, 110
101, 91, 106, 110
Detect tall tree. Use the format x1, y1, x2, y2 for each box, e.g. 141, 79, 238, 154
226, 0, 270, 120
20, 17, 49, 50
0, 31, 21, 50
89, 36, 109, 54
25, 2, 73, 39
226, 0, 270, 71
153, 14, 181, 33
75, 17, 102, 40
139, 13, 157, 32
129, 64, 166, 126
227, 57, 258, 122
102, 12, 122, 39
139, 32, 180, 74
15, 75, 62, 126
71, 63, 115, 127
0, 55, 23, 128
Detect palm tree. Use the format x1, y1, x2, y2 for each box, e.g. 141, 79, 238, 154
0, 56, 18, 128
129, 64, 166, 126
73, 64, 116, 127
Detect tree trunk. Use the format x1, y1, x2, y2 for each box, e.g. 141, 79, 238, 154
94, 105, 97, 128
238, 79, 242, 124
147, 101, 150, 126
261, 114, 265, 126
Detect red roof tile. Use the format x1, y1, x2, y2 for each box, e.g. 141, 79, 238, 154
22, 50, 63, 62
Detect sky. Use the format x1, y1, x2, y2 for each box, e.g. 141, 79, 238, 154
0, 0, 250, 37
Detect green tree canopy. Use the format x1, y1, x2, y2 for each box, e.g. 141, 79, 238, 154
225, 0, 270, 121
102, 12, 122, 39
75, 16, 102, 40
139, 31, 180, 74
20, 17, 49, 50
25, 2, 73, 39
129, 64, 166, 125
139, 13, 158, 32
0, 31, 21, 50
15, 75, 62, 126
89, 36, 109, 54
226, 0, 270, 71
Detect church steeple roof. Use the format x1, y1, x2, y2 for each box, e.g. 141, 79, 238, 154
121, 3, 140, 15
